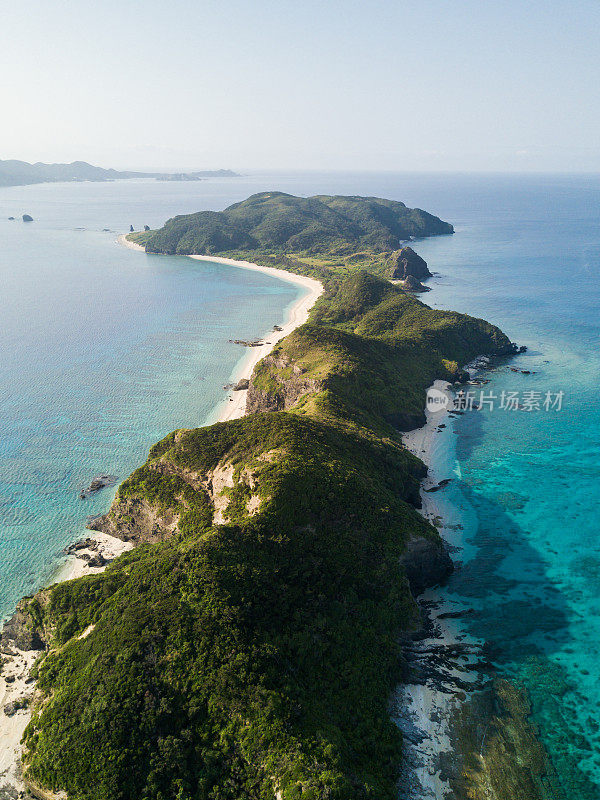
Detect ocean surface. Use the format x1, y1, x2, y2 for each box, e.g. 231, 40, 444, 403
1, 172, 599, 797
0, 179, 304, 620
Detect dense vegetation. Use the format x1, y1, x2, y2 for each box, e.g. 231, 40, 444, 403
137, 193, 453, 277
18, 202, 512, 800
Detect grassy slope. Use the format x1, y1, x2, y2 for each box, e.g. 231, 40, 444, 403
129, 192, 454, 283
19, 218, 513, 800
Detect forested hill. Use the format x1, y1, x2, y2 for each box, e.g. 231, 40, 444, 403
16, 271, 514, 800
0, 159, 239, 187
141, 192, 453, 258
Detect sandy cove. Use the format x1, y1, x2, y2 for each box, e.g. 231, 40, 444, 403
188, 256, 322, 423
117, 235, 323, 423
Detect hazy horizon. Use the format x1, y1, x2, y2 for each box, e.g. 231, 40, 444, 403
2, 0, 599, 173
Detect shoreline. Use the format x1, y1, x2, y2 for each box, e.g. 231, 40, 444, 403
395, 381, 481, 798
0, 238, 321, 797
397, 374, 552, 800
117, 236, 324, 423
192, 257, 322, 423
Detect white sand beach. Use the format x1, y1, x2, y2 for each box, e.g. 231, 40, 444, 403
117, 233, 145, 251
186, 257, 322, 423
53, 531, 134, 584
0, 530, 133, 796
396, 381, 484, 799
116, 236, 323, 423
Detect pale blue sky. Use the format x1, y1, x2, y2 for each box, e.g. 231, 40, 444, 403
2, 0, 599, 171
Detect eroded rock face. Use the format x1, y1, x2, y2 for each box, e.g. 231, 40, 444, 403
401, 274, 430, 293
399, 535, 453, 597
246, 355, 324, 414
389, 247, 431, 281
88, 498, 180, 544
1, 601, 46, 652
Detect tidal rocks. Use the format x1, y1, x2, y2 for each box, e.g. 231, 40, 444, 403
22, 214, 33, 222
129, 225, 134, 232
64, 537, 98, 555
8, 216, 15, 220
87, 553, 108, 568
232, 378, 250, 391
229, 339, 262, 347
399, 535, 453, 597
389, 246, 432, 281
144, 225, 150, 231
424, 478, 453, 493
3, 697, 30, 717
449, 680, 550, 800
79, 475, 117, 499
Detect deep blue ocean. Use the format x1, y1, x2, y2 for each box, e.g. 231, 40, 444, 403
1, 172, 599, 797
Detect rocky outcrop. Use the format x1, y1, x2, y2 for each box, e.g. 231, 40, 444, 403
388, 247, 431, 281
88, 497, 180, 544
401, 274, 430, 293
399, 535, 453, 597
1, 600, 46, 652
22, 214, 34, 222
246, 355, 324, 414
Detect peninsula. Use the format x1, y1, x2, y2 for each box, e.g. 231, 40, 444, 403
0, 159, 239, 188
1, 194, 539, 800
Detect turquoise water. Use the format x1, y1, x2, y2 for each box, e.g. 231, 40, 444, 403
2, 173, 599, 796
0, 180, 303, 620
407, 174, 600, 797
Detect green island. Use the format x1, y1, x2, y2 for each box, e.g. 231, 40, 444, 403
8, 194, 529, 800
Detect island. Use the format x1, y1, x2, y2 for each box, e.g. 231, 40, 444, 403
1, 194, 546, 800
0, 159, 240, 188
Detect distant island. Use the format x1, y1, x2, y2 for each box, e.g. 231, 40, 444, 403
1, 193, 543, 800
0, 159, 239, 188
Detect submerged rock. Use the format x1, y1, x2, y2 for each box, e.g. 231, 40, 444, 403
79, 475, 118, 500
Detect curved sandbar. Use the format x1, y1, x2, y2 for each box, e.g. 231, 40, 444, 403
117, 236, 323, 423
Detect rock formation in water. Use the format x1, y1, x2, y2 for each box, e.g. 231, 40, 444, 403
388, 246, 431, 281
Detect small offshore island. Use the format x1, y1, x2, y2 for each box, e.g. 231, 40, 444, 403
1, 193, 551, 800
